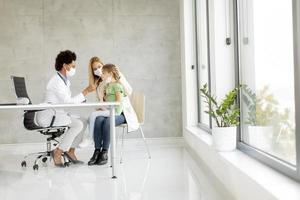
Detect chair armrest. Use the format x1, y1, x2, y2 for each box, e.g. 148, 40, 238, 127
38, 126, 69, 132
24, 109, 44, 113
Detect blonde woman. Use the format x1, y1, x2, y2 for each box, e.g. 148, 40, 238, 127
88, 56, 132, 100
86, 57, 139, 165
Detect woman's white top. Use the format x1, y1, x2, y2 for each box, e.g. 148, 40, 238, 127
36, 72, 85, 127
119, 72, 133, 96
121, 96, 139, 132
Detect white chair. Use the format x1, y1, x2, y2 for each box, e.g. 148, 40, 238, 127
118, 92, 151, 163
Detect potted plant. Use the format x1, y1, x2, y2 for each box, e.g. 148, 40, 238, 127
241, 85, 295, 152
200, 84, 241, 151
241, 85, 277, 151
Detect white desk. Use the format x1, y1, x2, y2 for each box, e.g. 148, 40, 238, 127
0, 102, 120, 178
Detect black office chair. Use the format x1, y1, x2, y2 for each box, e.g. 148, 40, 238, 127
11, 76, 69, 170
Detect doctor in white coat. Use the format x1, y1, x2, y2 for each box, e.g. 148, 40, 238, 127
37, 50, 95, 167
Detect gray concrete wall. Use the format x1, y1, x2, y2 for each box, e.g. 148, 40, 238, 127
0, 0, 181, 143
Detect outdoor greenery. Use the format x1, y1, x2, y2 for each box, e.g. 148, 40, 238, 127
241, 85, 294, 135
242, 85, 277, 126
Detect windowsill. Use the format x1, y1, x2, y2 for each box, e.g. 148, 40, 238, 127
184, 126, 300, 200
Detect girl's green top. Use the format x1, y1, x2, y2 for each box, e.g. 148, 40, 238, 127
105, 82, 125, 115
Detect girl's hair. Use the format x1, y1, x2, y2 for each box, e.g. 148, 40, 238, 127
102, 64, 121, 81
88, 56, 104, 87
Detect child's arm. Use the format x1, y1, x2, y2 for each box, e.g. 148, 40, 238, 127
115, 91, 122, 102
114, 85, 124, 115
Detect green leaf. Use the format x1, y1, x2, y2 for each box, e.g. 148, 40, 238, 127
200, 84, 241, 127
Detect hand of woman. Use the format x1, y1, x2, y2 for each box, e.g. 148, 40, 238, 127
87, 84, 96, 92
82, 85, 96, 96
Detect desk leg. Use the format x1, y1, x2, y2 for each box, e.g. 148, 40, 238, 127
110, 106, 117, 179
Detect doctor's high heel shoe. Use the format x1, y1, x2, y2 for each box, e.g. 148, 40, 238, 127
64, 152, 84, 165
50, 150, 65, 168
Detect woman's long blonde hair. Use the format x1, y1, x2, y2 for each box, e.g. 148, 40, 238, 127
88, 56, 104, 87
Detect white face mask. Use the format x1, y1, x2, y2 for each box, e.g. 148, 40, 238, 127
105, 76, 112, 84
66, 67, 76, 77
93, 68, 102, 77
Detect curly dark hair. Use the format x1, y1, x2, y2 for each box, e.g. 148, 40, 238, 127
55, 50, 77, 71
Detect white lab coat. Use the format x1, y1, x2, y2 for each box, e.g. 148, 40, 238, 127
36, 73, 86, 127
121, 96, 139, 132
96, 73, 139, 132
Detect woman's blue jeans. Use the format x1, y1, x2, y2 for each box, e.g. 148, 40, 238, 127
93, 113, 126, 150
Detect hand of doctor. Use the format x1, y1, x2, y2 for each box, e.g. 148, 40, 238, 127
82, 84, 96, 96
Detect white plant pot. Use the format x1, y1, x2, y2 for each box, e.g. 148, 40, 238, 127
247, 126, 274, 151
212, 126, 237, 152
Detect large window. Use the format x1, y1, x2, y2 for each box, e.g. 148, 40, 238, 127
236, 0, 299, 180
195, 0, 211, 129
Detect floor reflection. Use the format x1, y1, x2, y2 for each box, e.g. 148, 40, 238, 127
0, 143, 233, 200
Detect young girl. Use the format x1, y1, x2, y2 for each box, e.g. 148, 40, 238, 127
88, 64, 125, 136
88, 64, 127, 165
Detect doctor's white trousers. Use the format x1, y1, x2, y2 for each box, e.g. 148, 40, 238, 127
59, 117, 87, 152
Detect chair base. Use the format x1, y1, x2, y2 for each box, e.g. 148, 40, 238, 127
21, 151, 51, 170
21, 137, 70, 170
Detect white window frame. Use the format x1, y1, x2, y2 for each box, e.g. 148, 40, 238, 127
234, 0, 300, 181
194, 0, 213, 132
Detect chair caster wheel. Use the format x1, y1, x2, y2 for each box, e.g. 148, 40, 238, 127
33, 164, 39, 170
42, 157, 48, 163
21, 161, 27, 167
64, 162, 70, 167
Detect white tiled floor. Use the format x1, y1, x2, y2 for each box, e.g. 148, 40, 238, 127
0, 139, 233, 200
